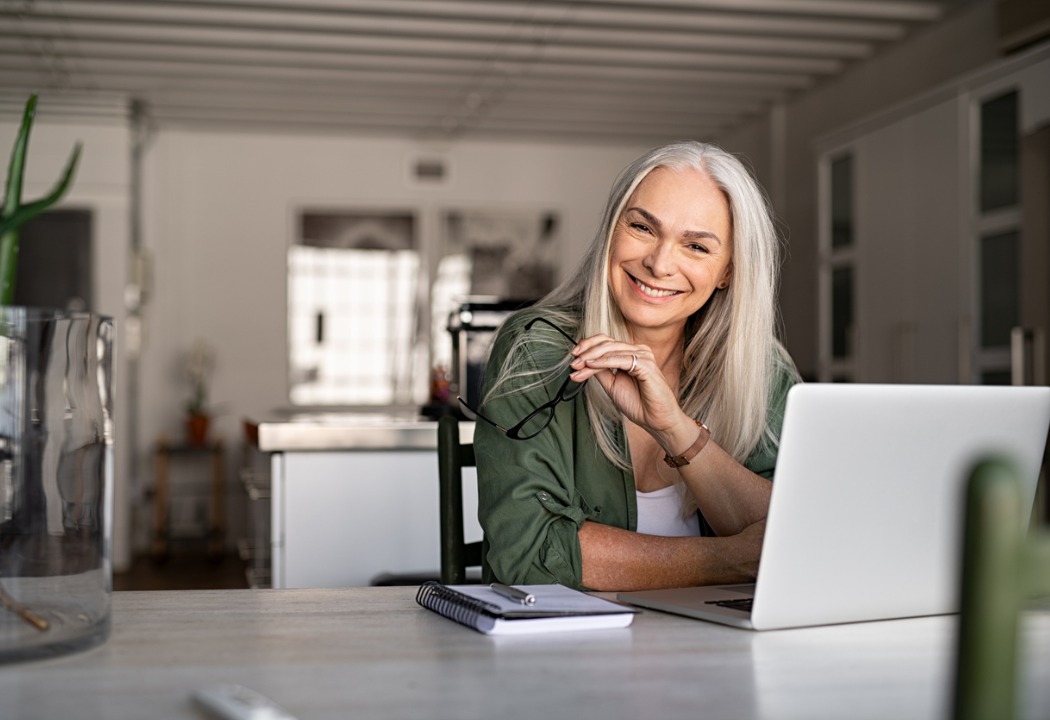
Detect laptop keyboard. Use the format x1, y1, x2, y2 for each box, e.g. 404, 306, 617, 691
705, 597, 754, 612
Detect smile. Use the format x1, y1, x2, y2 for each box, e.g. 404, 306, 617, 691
629, 273, 681, 299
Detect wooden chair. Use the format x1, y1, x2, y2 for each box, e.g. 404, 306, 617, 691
953, 456, 1050, 720
438, 415, 483, 584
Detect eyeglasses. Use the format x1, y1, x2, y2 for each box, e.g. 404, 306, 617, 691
458, 317, 585, 440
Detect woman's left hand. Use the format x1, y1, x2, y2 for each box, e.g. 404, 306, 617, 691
568, 334, 684, 435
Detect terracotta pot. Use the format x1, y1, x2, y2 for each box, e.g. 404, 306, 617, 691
185, 413, 210, 446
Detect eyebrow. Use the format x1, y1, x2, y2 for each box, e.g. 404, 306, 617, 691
626, 207, 723, 245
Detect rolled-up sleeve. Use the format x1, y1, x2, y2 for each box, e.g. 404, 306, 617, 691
475, 322, 596, 588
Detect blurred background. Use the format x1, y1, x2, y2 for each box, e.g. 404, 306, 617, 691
1, 0, 1048, 588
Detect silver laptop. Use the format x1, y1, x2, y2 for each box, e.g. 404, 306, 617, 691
618, 383, 1050, 630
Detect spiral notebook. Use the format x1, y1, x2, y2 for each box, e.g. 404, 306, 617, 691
416, 581, 638, 635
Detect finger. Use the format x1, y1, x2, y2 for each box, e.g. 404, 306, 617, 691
568, 363, 610, 383
577, 352, 643, 377
568, 351, 632, 383
570, 339, 629, 371
570, 334, 617, 357
573, 338, 650, 366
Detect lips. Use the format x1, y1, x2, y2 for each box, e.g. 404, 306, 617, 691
628, 272, 681, 299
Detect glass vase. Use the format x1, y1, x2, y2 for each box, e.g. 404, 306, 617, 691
0, 308, 114, 663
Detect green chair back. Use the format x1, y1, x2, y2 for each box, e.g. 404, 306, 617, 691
953, 456, 1050, 720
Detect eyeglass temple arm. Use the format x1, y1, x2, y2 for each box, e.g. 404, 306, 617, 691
523, 316, 579, 347
457, 396, 510, 434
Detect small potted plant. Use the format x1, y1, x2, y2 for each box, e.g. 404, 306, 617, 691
184, 338, 217, 446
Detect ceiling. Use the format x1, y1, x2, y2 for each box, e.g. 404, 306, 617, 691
1, 0, 968, 144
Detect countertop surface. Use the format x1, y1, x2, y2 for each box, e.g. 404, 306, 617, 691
244, 410, 474, 451
4, 587, 1050, 720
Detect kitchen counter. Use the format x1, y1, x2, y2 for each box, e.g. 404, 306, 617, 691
240, 410, 479, 587
243, 410, 474, 451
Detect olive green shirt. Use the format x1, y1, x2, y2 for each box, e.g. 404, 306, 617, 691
475, 313, 798, 589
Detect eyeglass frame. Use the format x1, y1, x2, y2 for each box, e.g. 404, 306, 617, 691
458, 317, 584, 440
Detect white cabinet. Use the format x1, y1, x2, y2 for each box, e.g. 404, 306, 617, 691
849, 97, 965, 383
270, 449, 481, 588
817, 49, 1050, 385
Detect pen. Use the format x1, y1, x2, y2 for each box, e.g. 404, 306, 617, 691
490, 582, 536, 606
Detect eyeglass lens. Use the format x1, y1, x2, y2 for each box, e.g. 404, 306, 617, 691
508, 374, 585, 439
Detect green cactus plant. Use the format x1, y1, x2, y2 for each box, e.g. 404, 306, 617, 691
1, 94, 82, 305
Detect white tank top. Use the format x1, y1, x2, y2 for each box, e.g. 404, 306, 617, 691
635, 485, 701, 537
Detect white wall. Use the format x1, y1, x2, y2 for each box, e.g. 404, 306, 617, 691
138, 130, 647, 552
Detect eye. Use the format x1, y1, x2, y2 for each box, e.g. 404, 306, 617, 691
686, 242, 710, 254
629, 222, 652, 234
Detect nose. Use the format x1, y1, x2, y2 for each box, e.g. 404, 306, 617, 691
642, 239, 676, 278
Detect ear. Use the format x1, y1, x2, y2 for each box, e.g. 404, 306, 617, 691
717, 263, 734, 290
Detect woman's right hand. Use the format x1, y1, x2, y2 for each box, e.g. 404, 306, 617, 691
568, 334, 684, 436
568, 334, 705, 460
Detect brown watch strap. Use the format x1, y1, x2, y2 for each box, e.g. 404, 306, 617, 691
662, 419, 710, 469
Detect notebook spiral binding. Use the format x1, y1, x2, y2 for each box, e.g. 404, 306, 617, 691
416, 581, 501, 629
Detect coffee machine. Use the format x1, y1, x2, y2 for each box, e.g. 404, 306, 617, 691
447, 297, 533, 413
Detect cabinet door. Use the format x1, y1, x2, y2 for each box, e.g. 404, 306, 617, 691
851, 98, 963, 383
275, 450, 479, 588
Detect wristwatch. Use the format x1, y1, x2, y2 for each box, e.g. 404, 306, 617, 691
662, 419, 711, 468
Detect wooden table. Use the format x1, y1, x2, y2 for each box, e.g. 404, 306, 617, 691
3, 587, 1049, 720
152, 441, 225, 558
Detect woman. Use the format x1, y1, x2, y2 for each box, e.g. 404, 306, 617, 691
469, 141, 799, 591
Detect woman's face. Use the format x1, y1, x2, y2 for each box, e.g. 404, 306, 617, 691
608, 165, 733, 339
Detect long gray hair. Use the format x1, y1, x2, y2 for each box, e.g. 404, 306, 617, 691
487, 140, 789, 468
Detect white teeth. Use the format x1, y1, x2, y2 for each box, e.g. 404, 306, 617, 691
636, 278, 678, 298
